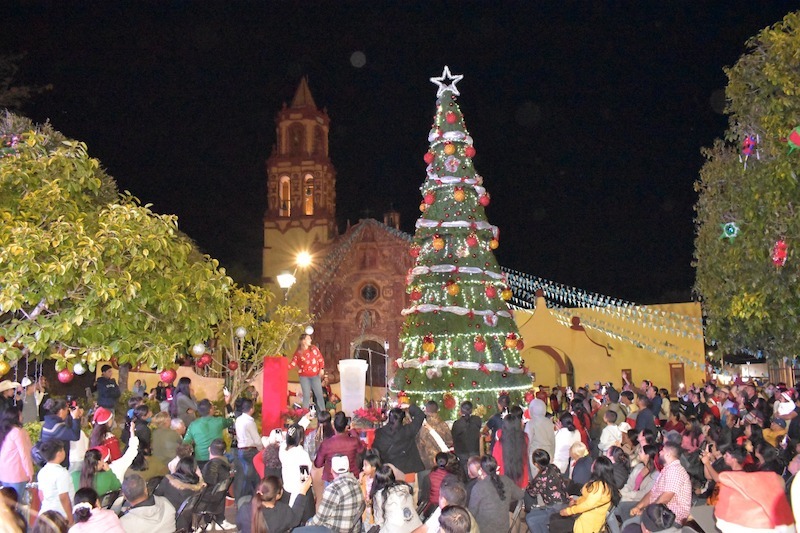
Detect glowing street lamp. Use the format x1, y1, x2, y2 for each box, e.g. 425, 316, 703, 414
277, 250, 312, 302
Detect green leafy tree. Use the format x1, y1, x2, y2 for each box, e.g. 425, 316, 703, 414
695, 12, 800, 360
391, 68, 531, 417
212, 285, 310, 405
0, 113, 232, 372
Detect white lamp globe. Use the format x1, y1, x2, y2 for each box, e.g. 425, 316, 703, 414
235, 326, 247, 339
191, 343, 206, 356
304, 326, 314, 335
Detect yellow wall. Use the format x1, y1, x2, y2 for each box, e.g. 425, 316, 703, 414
516, 295, 705, 393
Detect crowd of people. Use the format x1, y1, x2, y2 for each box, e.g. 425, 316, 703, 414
1, 350, 800, 533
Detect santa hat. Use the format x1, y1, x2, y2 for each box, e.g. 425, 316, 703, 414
715, 471, 795, 532
90, 445, 112, 463
92, 407, 114, 426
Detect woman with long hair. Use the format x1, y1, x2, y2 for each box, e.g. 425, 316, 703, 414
69, 487, 125, 532
492, 406, 529, 488
0, 405, 33, 500
607, 445, 631, 490
549, 455, 620, 533
169, 377, 198, 427
426, 452, 463, 506
570, 397, 592, 447
154, 456, 205, 530
370, 464, 422, 533
524, 449, 570, 533
304, 410, 334, 461
89, 407, 121, 461
72, 448, 121, 495
553, 411, 581, 473
359, 450, 382, 529
373, 405, 426, 478
279, 423, 315, 521
681, 420, 705, 453
618, 443, 659, 520
467, 455, 524, 533
235, 475, 312, 533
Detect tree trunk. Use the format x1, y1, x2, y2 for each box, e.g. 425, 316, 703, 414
118, 363, 130, 391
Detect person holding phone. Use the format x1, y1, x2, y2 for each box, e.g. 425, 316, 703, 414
279, 423, 315, 521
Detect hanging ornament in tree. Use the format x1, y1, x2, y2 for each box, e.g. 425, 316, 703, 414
424, 192, 436, 205
501, 288, 513, 300
419, 203, 428, 212
446, 111, 457, 124
453, 187, 465, 202
57, 368, 74, 384
456, 245, 470, 258
73, 362, 87, 375
227, 361, 239, 371
465, 145, 476, 158
466, 233, 478, 247
424, 151, 435, 164
409, 245, 421, 258
191, 343, 206, 357
479, 194, 490, 206
505, 333, 519, 349
485, 285, 497, 298
484, 313, 498, 327
0, 361, 9, 375
787, 126, 800, 153
446, 280, 460, 295
444, 142, 456, 155
740, 135, 759, 168
422, 334, 436, 353
474, 335, 486, 352
442, 392, 456, 410
432, 235, 445, 250
720, 222, 740, 240
160, 368, 177, 384
444, 156, 461, 172
772, 239, 788, 267
410, 287, 423, 301
489, 238, 499, 250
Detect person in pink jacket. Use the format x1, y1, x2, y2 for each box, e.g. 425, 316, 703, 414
69, 487, 125, 533
0, 404, 34, 500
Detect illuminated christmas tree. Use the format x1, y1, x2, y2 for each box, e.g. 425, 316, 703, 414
391, 66, 531, 417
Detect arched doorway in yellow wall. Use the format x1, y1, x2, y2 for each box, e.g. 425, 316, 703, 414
522, 345, 574, 389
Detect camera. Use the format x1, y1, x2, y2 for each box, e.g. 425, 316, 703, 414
65, 395, 78, 409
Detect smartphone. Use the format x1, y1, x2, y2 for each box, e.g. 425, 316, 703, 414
299, 465, 310, 481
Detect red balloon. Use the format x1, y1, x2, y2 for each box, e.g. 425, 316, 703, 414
57, 368, 74, 384
160, 368, 177, 384
227, 361, 239, 371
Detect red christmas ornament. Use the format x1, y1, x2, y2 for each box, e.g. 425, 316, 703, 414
445, 112, 457, 124
424, 192, 435, 205
57, 368, 74, 384
424, 151, 435, 164
200, 353, 213, 366
474, 336, 486, 352
227, 361, 239, 371
406, 379, 412, 385
443, 393, 456, 410
409, 245, 420, 258
479, 194, 490, 206
516, 339, 525, 350
159, 368, 176, 384
465, 145, 476, 158
472, 380, 478, 386
502, 372, 508, 378
485, 285, 497, 298
466, 233, 478, 247
449, 382, 455, 389
410, 289, 422, 301
772, 239, 788, 267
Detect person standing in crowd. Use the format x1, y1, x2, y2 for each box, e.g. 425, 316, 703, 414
526, 397, 555, 470
37, 440, 74, 521
451, 401, 482, 474
492, 406, 529, 488
0, 405, 33, 500
305, 455, 365, 533
20, 377, 39, 425
183, 399, 233, 469
41, 398, 84, 467
234, 398, 263, 501
288, 333, 326, 412
484, 394, 510, 455
314, 412, 365, 483
553, 411, 582, 474
373, 405, 426, 487
151, 413, 183, 467
93, 365, 121, 410
417, 400, 454, 471
36, 375, 51, 422
169, 377, 198, 428
280, 424, 314, 521
89, 407, 121, 461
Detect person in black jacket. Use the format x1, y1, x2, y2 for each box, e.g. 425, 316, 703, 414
372, 404, 426, 477
40, 398, 84, 467
452, 401, 482, 474
94, 365, 121, 409
236, 475, 312, 533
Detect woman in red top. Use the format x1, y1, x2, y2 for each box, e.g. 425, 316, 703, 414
491, 406, 530, 489
289, 334, 326, 412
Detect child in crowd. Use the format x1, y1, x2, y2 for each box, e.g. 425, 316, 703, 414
37, 440, 75, 520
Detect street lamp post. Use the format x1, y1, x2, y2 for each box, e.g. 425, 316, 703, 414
276, 251, 312, 303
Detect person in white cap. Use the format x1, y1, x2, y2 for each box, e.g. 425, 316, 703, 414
0, 380, 21, 414
305, 454, 365, 533
20, 376, 39, 425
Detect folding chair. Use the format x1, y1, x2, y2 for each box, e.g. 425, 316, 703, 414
194, 476, 235, 532
99, 489, 120, 509
508, 499, 524, 533
601, 505, 620, 533
174, 490, 205, 533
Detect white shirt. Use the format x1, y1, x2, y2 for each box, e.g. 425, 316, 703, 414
37, 462, 74, 517
553, 428, 581, 473
599, 424, 623, 452
235, 413, 263, 450
279, 443, 313, 505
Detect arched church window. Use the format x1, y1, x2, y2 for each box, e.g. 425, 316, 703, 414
288, 124, 304, 156
313, 126, 325, 156
279, 175, 291, 217
303, 175, 314, 215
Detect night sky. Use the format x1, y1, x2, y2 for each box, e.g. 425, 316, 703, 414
6, 2, 796, 303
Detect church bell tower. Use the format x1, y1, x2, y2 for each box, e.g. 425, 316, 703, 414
262, 78, 337, 312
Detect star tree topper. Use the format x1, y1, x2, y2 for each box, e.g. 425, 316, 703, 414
430, 65, 463, 97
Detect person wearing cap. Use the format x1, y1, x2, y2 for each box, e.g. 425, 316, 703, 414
93, 365, 121, 410
89, 407, 122, 461
305, 454, 365, 533
20, 376, 39, 425
764, 416, 788, 447
0, 380, 20, 415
